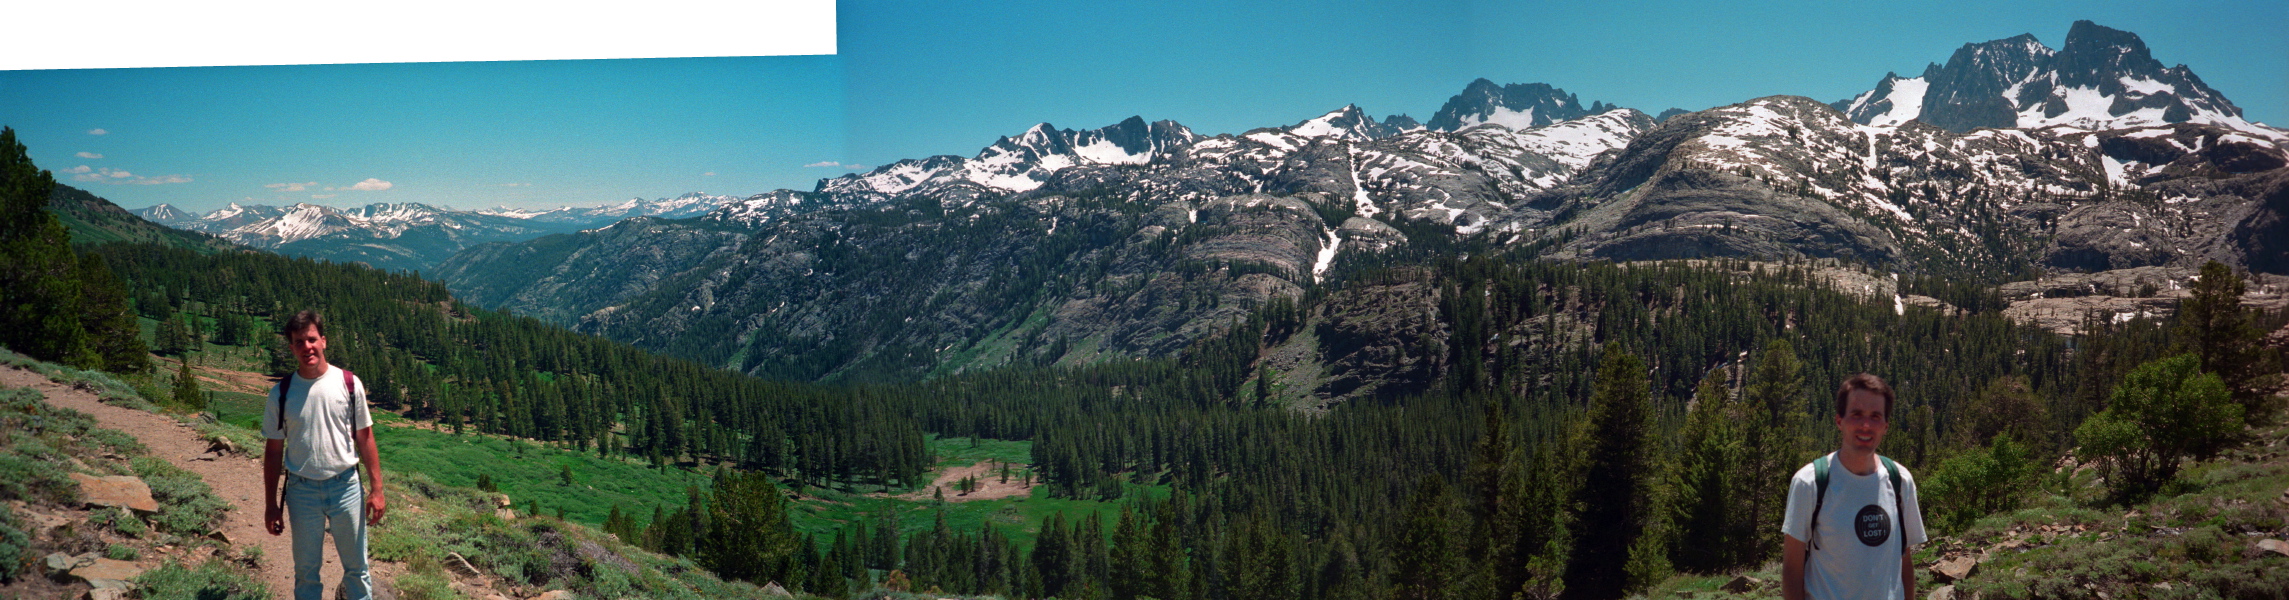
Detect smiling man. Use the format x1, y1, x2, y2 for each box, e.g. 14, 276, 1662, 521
262, 310, 386, 600
1781, 373, 1927, 600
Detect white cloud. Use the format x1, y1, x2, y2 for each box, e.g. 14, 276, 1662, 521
87, 129, 107, 135
62, 165, 92, 174
265, 181, 318, 192
76, 151, 103, 159
501, 182, 531, 187
348, 178, 393, 191
702, 171, 717, 176
312, 194, 337, 199
76, 167, 189, 185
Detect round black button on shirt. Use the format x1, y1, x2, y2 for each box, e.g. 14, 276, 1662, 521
1854, 504, 1892, 547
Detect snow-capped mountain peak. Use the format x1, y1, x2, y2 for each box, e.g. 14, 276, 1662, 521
1285, 105, 1406, 141
1426, 79, 1611, 132
822, 117, 1199, 199
132, 203, 198, 225
1838, 20, 2284, 143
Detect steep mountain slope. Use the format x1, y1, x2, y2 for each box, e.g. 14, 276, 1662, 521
440, 192, 1342, 383
1519, 95, 2289, 278
1835, 21, 2281, 142
47, 184, 239, 252
435, 94, 1658, 383
1510, 94, 2279, 279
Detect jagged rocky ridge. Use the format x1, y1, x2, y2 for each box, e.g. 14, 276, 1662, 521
1834, 20, 2279, 141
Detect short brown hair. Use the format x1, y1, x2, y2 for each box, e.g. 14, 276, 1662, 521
1834, 373, 1894, 417
282, 310, 325, 338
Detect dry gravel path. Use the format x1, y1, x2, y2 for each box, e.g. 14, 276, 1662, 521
0, 365, 321, 599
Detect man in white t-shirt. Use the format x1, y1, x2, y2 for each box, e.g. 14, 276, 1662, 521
262, 310, 387, 600
1782, 373, 1926, 600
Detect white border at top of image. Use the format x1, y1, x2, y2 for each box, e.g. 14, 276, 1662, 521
2, 0, 838, 70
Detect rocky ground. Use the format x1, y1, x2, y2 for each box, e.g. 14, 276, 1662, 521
0, 364, 300, 599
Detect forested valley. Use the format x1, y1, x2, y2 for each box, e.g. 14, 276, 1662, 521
7, 126, 2287, 600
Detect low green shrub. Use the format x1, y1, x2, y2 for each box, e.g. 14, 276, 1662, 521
132, 456, 230, 536
1922, 435, 2041, 534
84, 427, 147, 454
107, 542, 139, 560
0, 503, 29, 582
135, 558, 270, 600
392, 571, 464, 600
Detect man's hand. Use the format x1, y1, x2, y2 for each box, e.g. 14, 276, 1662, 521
367, 490, 387, 525
263, 439, 285, 536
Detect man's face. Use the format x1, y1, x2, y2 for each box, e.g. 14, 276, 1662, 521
1836, 389, 1888, 455
287, 324, 327, 370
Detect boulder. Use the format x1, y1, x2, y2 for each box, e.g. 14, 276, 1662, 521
762, 581, 793, 597
1720, 575, 1761, 594
2258, 538, 2289, 557
71, 558, 144, 589
530, 591, 576, 600
68, 473, 159, 513
46, 552, 96, 571
1927, 585, 1955, 600
1932, 555, 1979, 582
87, 589, 132, 600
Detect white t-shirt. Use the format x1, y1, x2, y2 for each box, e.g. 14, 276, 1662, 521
262, 365, 374, 480
1780, 453, 1927, 600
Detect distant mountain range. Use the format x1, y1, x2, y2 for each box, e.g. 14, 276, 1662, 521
131, 193, 742, 272
125, 21, 2289, 388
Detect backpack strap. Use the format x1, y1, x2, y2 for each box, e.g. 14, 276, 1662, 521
274, 374, 294, 438
1879, 454, 1906, 556
1809, 453, 1832, 551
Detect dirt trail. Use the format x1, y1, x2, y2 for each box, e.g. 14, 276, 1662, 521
0, 365, 314, 599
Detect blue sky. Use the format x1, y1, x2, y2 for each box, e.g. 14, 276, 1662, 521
2, 0, 2280, 213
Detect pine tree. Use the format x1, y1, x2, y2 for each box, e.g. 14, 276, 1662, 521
2174, 260, 2281, 425
1561, 343, 1664, 600
1392, 475, 1456, 600
172, 358, 206, 411
1733, 338, 1805, 565
701, 469, 796, 582
76, 253, 150, 374
1669, 368, 1740, 573
0, 127, 97, 369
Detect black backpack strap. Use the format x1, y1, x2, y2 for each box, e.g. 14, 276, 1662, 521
1879, 455, 1906, 556
274, 374, 294, 438
1809, 453, 1832, 552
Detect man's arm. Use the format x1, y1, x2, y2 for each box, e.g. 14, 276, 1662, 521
263, 440, 285, 535
355, 427, 385, 525
1783, 534, 1807, 600
1902, 548, 1917, 600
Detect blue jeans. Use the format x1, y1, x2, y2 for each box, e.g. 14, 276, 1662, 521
285, 468, 370, 600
